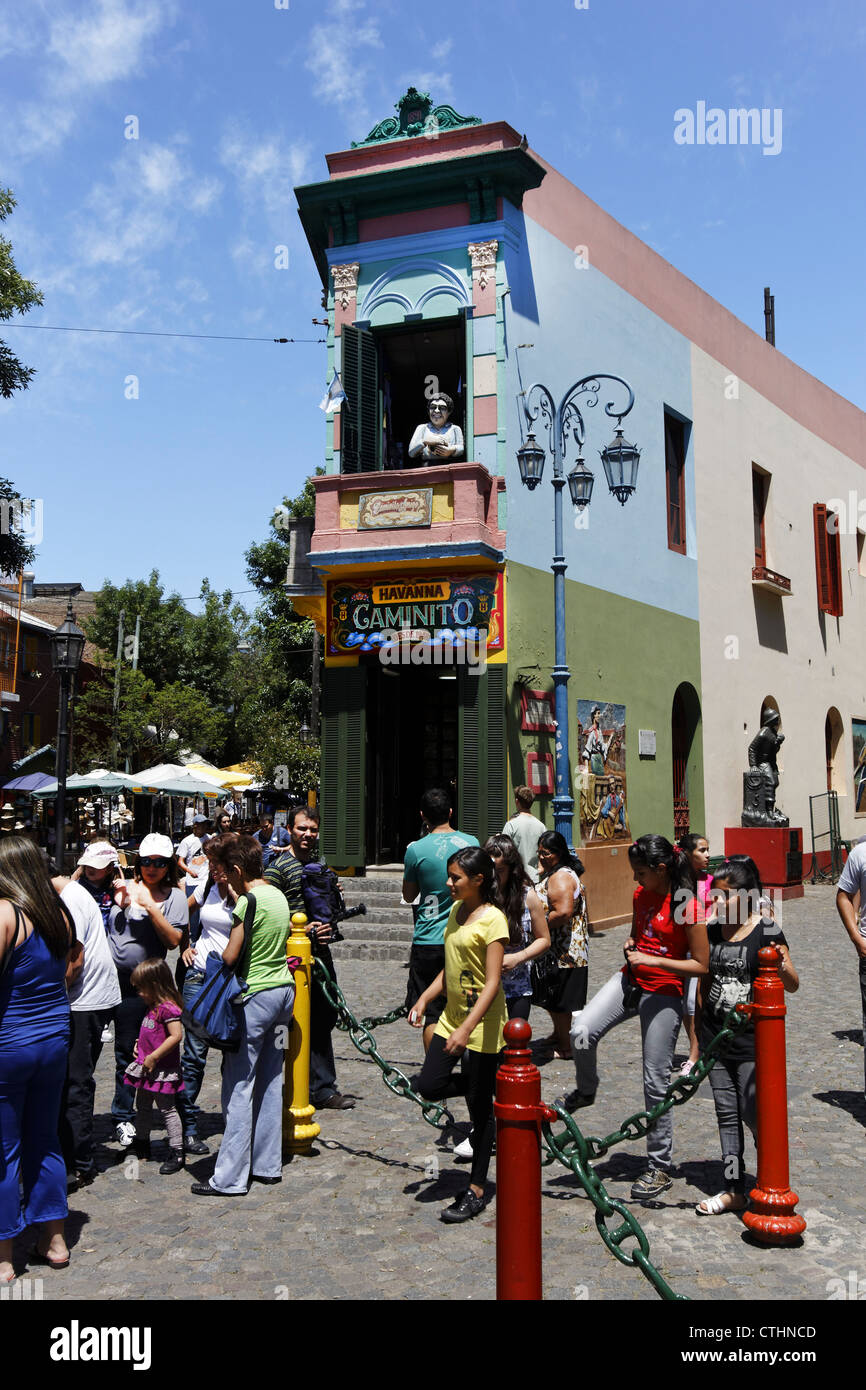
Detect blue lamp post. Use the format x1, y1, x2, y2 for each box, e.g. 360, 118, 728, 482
516, 375, 640, 848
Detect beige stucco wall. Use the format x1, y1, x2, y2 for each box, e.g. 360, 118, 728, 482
691, 343, 866, 850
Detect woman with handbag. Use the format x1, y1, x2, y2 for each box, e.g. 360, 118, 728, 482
191, 834, 294, 1196
533, 832, 588, 1059
561, 833, 709, 1204
0, 836, 80, 1283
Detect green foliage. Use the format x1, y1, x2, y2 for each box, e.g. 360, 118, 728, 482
76, 663, 227, 770
0, 189, 44, 399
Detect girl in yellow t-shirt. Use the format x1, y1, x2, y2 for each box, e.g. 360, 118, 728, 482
409, 846, 508, 1224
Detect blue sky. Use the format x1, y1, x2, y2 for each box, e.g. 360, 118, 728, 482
2, 0, 864, 612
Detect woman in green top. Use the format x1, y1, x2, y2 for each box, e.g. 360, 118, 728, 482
410, 846, 508, 1224
190, 834, 294, 1197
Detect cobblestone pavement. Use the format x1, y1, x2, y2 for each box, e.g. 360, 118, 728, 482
14, 885, 864, 1302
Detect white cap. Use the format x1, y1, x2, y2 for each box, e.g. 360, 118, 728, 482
193, 813, 209, 824
78, 841, 120, 870
138, 833, 175, 860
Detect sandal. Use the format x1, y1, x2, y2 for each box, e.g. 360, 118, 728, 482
695, 1192, 747, 1216
29, 1246, 70, 1269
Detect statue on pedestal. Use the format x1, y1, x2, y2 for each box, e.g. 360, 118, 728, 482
408, 393, 464, 464
742, 710, 789, 827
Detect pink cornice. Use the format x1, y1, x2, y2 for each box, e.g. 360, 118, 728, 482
326, 122, 523, 179
524, 152, 866, 467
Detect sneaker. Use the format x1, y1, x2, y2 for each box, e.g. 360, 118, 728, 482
555, 1089, 596, 1114
453, 1135, 474, 1161
115, 1121, 136, 1148
440, 1190, 486, 1224
101, 1025, 114, 1042
630, 1167, 674, 1201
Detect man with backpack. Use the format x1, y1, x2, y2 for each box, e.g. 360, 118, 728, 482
265, 805, 355, 1110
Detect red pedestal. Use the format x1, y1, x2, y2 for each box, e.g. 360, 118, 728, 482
723, 826, 804, 899
494, 1019, 545, 1301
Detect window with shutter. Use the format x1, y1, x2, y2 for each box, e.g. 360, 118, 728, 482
664, 412, 687, 554
321, 665, 367, 864
340, 324, 380, 474
813, 503, 843, 617
752, 468, 768, 568
457, 665, 507, 842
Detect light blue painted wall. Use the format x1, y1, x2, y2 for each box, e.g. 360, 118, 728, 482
502, 214, 699, 622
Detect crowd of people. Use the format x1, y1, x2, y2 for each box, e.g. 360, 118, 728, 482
5, 775, 865, 1273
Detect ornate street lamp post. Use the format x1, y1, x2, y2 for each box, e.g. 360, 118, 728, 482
50, 601, 86, 872
516, 376, 640, 847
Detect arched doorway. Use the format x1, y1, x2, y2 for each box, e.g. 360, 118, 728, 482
760, 695, 781, 729
672, 683, 702, 839
825, 707, 844, 794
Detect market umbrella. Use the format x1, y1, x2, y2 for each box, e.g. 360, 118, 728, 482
2, 772, 56, 793
135, 766, 224, 798
186, 762, 254, 788
31, 769, 145, 799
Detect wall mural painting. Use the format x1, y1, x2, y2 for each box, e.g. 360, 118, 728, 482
854, 718, 866, 814
576, 700, 630, 843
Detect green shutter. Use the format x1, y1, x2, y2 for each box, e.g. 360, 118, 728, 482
458, 665, 507, 842
321, 665, 367, 865
340, 325, 380, 474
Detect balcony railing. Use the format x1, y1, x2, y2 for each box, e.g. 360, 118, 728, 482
752, 565, 792, 596
308, 461, 506, 568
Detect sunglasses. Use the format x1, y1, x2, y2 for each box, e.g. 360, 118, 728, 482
139, 857, 169, 868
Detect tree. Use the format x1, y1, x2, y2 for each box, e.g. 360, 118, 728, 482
75, 663, 227, 770
0, 189, 44, 399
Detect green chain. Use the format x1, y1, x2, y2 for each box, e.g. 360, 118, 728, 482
538, 1005, 752, 1299
312, 958, 453, 1131
542, 1004, 751, 1166
334, 1002, 409, 1033
541, 1109, 686, 1301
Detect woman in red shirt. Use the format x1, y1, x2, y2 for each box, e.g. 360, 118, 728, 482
556, 833, 708, 1203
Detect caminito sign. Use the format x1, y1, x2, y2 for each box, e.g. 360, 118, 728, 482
327, 572, 504, 656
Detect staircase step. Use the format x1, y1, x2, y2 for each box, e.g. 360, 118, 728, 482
331, 940, 411, 962
339, 922, 413, 943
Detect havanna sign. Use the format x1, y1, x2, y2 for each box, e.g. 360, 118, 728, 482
327, 572, 504, 656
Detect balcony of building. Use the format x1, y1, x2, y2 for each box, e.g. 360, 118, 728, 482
306, 460, 506, 574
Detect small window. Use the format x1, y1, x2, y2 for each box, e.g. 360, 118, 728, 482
813, 503, 843, 617
752, 468, 768, 568
664, 412, 687, 554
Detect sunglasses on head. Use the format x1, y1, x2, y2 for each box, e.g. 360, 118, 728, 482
139, 856, 169, 868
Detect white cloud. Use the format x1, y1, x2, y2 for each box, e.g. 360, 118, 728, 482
4, 0, 171, 160
431, 40, 453, 61
219, 126, 311, 221
400, 71, 453, 102
74, 142, 222, 267
306, 0, 382, 111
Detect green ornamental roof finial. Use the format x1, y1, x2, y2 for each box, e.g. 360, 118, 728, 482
352, 87, 482, 147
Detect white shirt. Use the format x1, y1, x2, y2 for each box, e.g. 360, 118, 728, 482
408, 421, 464, 459
62, 880, 122, 1012
177, 833, 203, 865
838, 842, 866, 939
191, 877, 235, 969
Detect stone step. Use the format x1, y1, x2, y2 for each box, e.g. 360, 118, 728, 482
341, 905, 412, 927
330, 940, 411, 962
341, 878, 404, 896
337, 921, 414, 943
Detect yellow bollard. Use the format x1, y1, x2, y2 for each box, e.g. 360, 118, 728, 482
283, 912, 321, 1156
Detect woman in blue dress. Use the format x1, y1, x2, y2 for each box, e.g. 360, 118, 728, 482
0, 836, 79, 1283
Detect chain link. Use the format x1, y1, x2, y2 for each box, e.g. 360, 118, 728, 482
539, 1005, 752, 1301
334, 1003, 409, 1033
312, 958, 453, 1131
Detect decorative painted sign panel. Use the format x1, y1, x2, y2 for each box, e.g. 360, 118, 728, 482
357, 488, 433, 530
576, 699, 630, 843
327, 571, 505, 656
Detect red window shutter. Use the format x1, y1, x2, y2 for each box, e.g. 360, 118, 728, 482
813, 503, 832, 613
829, 520, 843, 617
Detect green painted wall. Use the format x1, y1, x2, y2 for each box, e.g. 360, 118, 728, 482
505, 560, 705, 843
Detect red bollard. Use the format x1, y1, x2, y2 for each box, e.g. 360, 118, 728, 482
494, 1018, 549, 1300
738, 944, 806, 1245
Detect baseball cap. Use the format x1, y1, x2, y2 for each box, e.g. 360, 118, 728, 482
138, 833, 175, 860
78, 841, 120, 870
193, 814, 209, 825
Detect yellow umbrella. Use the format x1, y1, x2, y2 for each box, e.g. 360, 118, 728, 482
186, 762, 254, 788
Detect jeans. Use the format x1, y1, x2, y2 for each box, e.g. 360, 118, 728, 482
310, 944, 339, 1103
0, 1034, 69, 1240
415, 1035, 501, 1189
209, 984, 295, 1194
112, 983, 148, 1123
706, 1053, 756, 1193
860, 958, 866, 1096
178, 969, 210, 1138
59, 1007, 112, 1177
571, 970, 683, 1172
